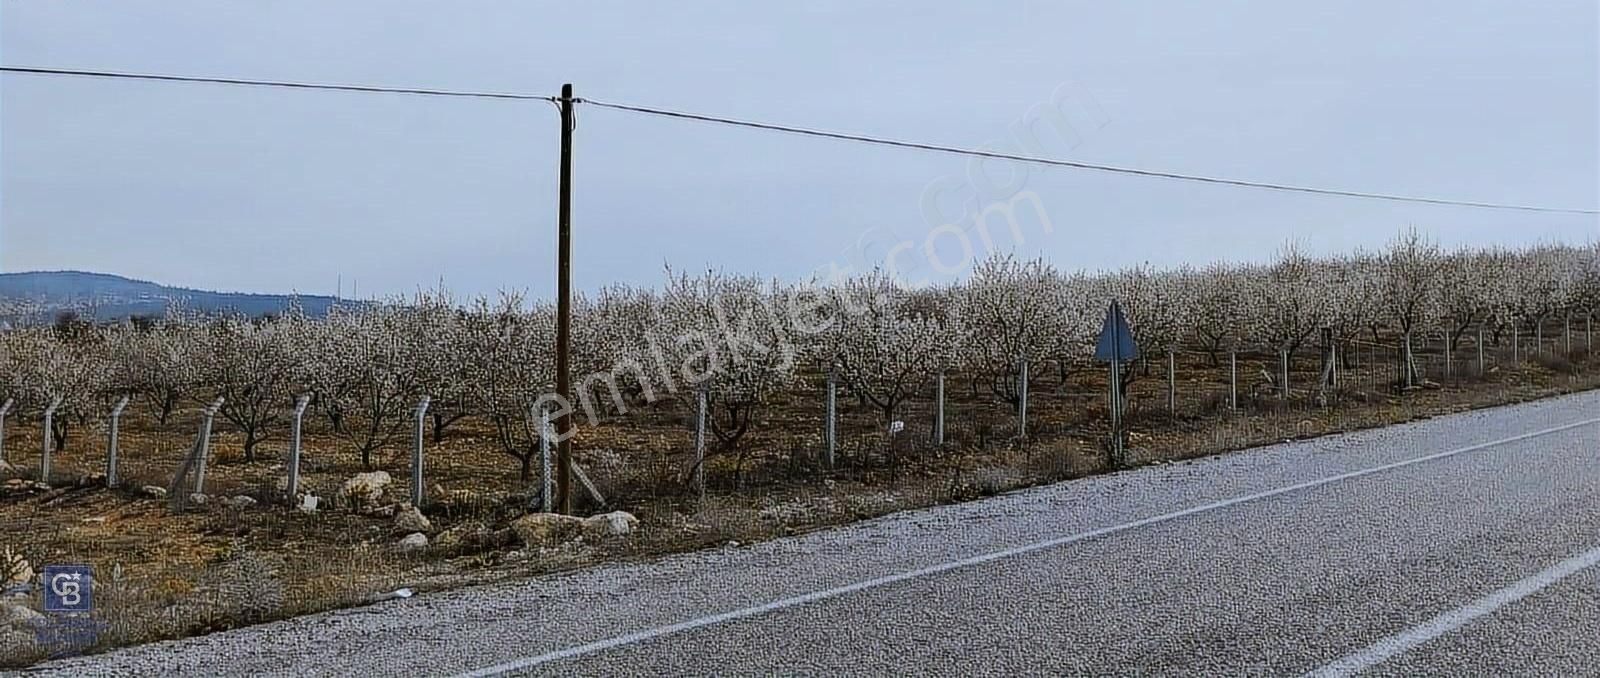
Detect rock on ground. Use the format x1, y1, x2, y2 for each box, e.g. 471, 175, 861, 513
1, 601, 42, 628
140, 485, 167, 499
394, 504, 431, 533
397, 533, 429, 551
297, 494, 320, 514
582, 511, 639, 538
510, 513, 585, 547
433, 522, 482, 550
341, 471, 392, 509
0, 549, 32, 591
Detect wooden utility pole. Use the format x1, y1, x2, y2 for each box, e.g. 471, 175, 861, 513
555, 83, 576, 513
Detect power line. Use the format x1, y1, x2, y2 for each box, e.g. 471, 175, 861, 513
578, 97, 1599, 216
4, 65, 1593, 215
0, 65, 556, 102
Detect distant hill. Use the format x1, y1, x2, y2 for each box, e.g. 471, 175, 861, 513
0, 270, 345, 323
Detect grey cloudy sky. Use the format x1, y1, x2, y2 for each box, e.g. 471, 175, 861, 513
2, 1, 1596, 299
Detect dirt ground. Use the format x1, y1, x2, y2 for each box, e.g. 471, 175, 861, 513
2, 338, 1596, 666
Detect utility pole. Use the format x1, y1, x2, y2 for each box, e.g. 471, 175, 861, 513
555, 83, 575, 514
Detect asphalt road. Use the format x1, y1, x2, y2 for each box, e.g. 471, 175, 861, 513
27, 391, 1600, 677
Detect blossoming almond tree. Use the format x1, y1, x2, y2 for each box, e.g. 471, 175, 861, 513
195, 311, 303, 462
1381, 229, 1445, 386
658, 269, 799, 487
459, 292, 555, 481
958, 256, 1066, 406
823, 272, 959, 423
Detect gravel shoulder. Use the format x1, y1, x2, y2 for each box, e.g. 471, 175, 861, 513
24, 390, 1600, 677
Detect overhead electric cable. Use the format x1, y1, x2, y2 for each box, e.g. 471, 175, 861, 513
578, 97, 1599, 215
0, 65, 556, 102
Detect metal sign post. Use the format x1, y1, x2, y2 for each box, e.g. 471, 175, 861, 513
1094, 301, 1138, 468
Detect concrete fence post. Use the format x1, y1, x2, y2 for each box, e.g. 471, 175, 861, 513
824, 370, 836, 469
1443, 331, 1452, 378
0, 398, 12, 469
286, 395, 311, 501
192, 397, 224, 494
40, 397, 62, 484
1166, 349, 1177, 413
1279, 350, 1290, 401
934, 371, 946, 446
1229, 350, 1238, 411
106, 396, 130, 487
411, 396, 431, 507
693, 387, 707, 501
1564, 313, 1573, 355
1017, 357, 1029, 439
539, 406, 553, 513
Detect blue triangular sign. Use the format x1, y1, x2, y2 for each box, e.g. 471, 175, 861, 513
1094, 300, 1138, 362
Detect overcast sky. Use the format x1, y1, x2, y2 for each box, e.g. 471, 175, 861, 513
2, 1, 1596, 299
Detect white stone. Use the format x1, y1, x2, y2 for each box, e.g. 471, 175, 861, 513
397, 533, 428, 551
298, 493, 320, 514
582, 511, 639, 538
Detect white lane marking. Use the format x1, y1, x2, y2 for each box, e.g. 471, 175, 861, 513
456, 416, 1600, 677
1306, 543, 1600, 678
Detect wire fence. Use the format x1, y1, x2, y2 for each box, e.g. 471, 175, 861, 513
1, 320, 1595, 664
